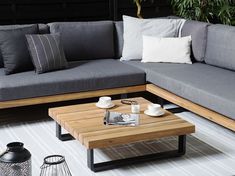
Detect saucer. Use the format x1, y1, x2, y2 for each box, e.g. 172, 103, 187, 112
144, 109, 165, 117
95, 102, 115, 109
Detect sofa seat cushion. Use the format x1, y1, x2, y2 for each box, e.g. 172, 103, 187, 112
0, 59, 145, 101
125, 61, 235, 119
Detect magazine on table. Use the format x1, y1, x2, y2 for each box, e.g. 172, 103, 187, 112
103, 110, 139, 126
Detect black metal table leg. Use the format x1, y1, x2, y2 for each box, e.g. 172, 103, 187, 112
56, 122, 74, 141
87, 135, 187, 172
157, 97, 188, 113
87, 149, 94, 171
158, 97, 165, 108
178, 135, 186, 154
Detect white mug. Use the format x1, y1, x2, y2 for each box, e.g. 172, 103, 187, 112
98, 96, 111, 106
148, 103, 161, 114
131, 104, 140, 114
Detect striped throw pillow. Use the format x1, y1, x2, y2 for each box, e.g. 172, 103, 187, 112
26, 33, 68, 74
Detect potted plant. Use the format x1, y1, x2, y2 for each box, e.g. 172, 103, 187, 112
133, 0, 155, 18
133, 0, 144, 18
171, 0, 235, 25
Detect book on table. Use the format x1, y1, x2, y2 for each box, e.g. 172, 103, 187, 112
104, 110, 139, 126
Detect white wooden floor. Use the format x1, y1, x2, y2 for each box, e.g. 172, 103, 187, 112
0, 107, 235, 176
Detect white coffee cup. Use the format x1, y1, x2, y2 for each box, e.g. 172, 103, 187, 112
98, 96, 112, 106
131, 104, 140, 114
148, 103, 161, 114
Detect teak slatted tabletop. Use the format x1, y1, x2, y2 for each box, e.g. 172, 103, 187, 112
49, 97, 195, 172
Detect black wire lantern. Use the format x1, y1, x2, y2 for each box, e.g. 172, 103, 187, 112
0, 142, 32, 176
40, 155, 72, 176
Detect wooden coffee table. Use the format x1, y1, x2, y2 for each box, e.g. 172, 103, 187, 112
49, 97, 195, 172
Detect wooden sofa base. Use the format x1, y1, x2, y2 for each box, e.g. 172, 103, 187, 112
146, 84, 235, 132
0, 83, 234, 132
0, 85, 146, 109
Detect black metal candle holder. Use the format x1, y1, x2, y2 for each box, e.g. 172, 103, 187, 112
40, 155, 72, 176
0, 142, 31, 176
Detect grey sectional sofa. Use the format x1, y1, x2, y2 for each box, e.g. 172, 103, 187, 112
116, 19, 235, 131
0, 19, 234, 131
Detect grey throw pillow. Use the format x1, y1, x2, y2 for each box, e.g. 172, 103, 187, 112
0, 24, 49, 69
121, 15, 186, 61
0, 25, 38, 75
26, 34, 68, 74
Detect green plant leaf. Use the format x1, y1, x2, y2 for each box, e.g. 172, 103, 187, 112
171, 0, 235, 25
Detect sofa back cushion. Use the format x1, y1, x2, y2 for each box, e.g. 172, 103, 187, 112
181, 20, 209, 62
0, 25, 39, 75
205, 24, 235, 71
38, 24, 50, 34
114, 21, 124, 58
0, 24, 49, 68
49, 21, 115, 61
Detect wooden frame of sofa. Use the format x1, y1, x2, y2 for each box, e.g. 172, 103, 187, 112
0, 83, 234, 131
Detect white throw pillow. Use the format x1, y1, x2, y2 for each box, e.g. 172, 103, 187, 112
142, 35, 192, 64
121, 15, 186, 61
